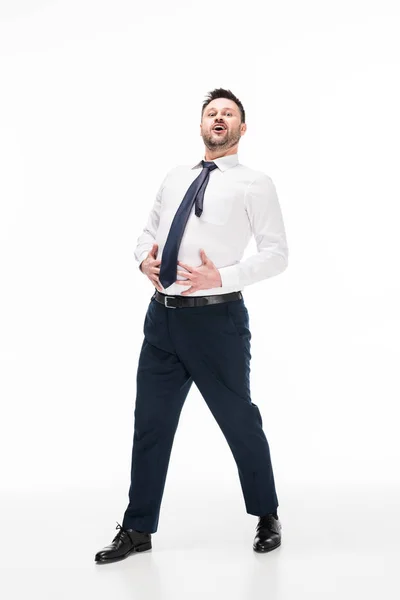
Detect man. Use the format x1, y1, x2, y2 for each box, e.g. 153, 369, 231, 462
95, 88, 288, 563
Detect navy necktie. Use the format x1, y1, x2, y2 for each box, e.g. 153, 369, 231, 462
159, 160, 218, 289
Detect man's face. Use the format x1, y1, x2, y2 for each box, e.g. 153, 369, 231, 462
200, 98, 246, 151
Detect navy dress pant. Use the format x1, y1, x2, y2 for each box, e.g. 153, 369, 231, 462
122, 292, 279, 533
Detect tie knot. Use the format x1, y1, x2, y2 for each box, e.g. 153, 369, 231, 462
201, 160, 218, 171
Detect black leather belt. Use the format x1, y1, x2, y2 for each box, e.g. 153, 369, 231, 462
153, 290, 243, 309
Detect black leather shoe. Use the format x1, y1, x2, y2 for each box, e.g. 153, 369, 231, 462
253, 513, 282, 553
95, 522, 152, 563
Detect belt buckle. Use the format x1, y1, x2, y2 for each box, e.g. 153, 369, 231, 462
165, 295, 178, 309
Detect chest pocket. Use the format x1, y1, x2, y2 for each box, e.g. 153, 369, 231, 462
199, 188, 235, 226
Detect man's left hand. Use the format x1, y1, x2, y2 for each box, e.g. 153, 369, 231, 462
175, 249, 222, 295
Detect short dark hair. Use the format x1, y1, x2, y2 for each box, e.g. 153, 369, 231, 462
201, 88, 245, 124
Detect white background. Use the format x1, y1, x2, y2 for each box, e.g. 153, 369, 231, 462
1, 1, 399, 598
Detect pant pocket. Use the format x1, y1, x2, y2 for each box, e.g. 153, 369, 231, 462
226, 301, 251, 341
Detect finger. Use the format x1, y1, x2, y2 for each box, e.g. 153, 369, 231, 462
201, 249, 212, 264
151, 276, 162, 291
177, 260, 192, 272
181, 287, 196, 295
153, 267, 160, 274
177, 270, 191, 278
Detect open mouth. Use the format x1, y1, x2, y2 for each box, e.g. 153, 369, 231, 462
213, 126, 227, 134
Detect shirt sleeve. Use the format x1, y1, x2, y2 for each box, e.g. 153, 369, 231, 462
218, 173, 289, 288
134, 171, 170, 271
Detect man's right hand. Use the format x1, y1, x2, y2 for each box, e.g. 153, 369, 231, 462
140, 243, 164, 292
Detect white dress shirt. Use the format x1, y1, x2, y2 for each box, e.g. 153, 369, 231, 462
134, 153, 288, 296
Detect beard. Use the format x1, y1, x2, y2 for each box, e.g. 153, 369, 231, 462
201, 126, 241, 150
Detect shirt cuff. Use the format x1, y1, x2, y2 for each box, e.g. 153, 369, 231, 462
138, 251, 150, 271
218, 264, 241, 289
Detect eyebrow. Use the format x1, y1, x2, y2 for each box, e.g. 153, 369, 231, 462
206, 107, 237, 112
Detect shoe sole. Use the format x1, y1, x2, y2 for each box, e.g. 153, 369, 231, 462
253, 540, 281, 553
95, 541, 152, 563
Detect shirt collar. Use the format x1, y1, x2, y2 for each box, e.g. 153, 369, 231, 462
191, 153, 239, 172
